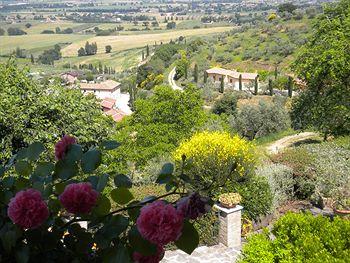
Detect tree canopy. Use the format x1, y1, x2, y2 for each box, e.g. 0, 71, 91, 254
113, 85, 206, 168
0, 61, 115, 162
291, 0, 350, 138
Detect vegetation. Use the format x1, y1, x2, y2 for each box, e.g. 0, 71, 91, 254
291, 0, 350, 138
239, 212, 350, 262
0, 61, 114, 162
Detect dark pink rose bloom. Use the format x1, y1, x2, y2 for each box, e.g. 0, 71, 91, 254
133, 245, 164, 263
8, 189, 49, 229
177, 192, 211, 220
55, 135, 77, 160
59, 182, 99, 214
136, 201, 183, 246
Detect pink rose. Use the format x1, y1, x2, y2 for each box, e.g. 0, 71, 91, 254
177, 192, 210, 220
8, 189, 49, 229
55, 135, 77, 160
59, 182, 99, 214
133, 245, 164, 263
136, 201, 183, 246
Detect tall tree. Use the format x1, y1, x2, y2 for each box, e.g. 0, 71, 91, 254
220, 77, 225, 93
204, 71, 208, 83
254, 76, 259, 95
268, 79, 273, 96
287, 76, 293, 98
239, 74, 242, 91
193, 64, 198, 83
30, 54, 34, 64
146, 45, 150, 57
291, 0, 350, 138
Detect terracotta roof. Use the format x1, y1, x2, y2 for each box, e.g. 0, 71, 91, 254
80, 80, 121, 91
105, 109, 126, 122
206, 67, 258, 80
101, 97, 116, 109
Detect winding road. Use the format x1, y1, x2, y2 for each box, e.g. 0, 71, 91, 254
168, 67, 183, 91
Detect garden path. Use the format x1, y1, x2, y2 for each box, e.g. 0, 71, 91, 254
161, 244, 240, 263
266, 132, 318, 154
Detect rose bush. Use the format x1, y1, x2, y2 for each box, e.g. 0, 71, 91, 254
0, 136, 212, 262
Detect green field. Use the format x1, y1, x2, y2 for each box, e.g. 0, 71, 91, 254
0, 34, 90, 55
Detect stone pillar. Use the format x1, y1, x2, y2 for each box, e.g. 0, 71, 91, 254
214, 204, 243, 249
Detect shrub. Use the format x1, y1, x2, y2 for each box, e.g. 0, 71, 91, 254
231, 100, 291, 140
173, 131, 256, 194
212, 93, 238, 116
256, 164, 294, 211
239, 212, 350, 262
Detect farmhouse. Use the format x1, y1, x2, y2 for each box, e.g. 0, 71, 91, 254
79, 79, 121, 100
206, 67, 259, 90
60, 71, 80, 84
100, 97, 126, 122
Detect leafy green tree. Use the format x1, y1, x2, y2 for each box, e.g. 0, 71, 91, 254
78, 47, 86, 57
175, 50, 190, 80
0, 27, 5, 36
0, 61, 114, 162
113, 85, 206, 168
212, 93, 237, 116
105, 45, 112, 53
291, 0, 350, 138
7, 27, 26, 35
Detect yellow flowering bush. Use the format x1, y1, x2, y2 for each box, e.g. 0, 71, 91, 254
173, 131, 256, 193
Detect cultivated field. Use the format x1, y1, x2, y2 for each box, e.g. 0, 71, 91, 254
61, 27, 233, 57
0, 34, 90, 55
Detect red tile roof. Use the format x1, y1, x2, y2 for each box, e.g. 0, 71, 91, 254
101, 97, 116, 109
105, 109, 126, 122
80, 80, 121, 91
206, 67, 258, 80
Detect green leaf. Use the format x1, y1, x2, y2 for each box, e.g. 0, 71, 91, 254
114, 174, 132, 188
15, 244, 29, 263
2, 176, 15, 188
180, 173, 191, 183
27, 142, 45, 161
103, 244, 131, 263
96, 215, 129, 243
55, 160, 78, 180
15, 178, 30, 191
100, 140, 121, 150
0, 165, 5, 177
87, 175, 99, 189
156, 173, 174, 184
15, 161, 32, 176
81, 149, 102, 173
93, 195, 111, 216
160, 162, 174, 175
96, 174, 109, 192
175, 220, 199, 255
128, 226, 157, 256
127, 202, 141, 222
0, 230, 17, 252
65, 144, 83, 162
54, 182, 66, 195
34, 162, 54, 177
15, 148, 28, 160
110, 187, 133, 205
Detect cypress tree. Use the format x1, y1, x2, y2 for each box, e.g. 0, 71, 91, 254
146, 45, 150, 57
220, 77, 225, 93
193, 64, 198, 83
269, 79, 273, 96
274, 65, 278, 80
239, 74, 242, 91
254, 76, 258, 95
184, 64, 188, 79
30, 54, 34, 64
287, 76, 293, 97
142, 50, 145, 61
204, 71, 208, 83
